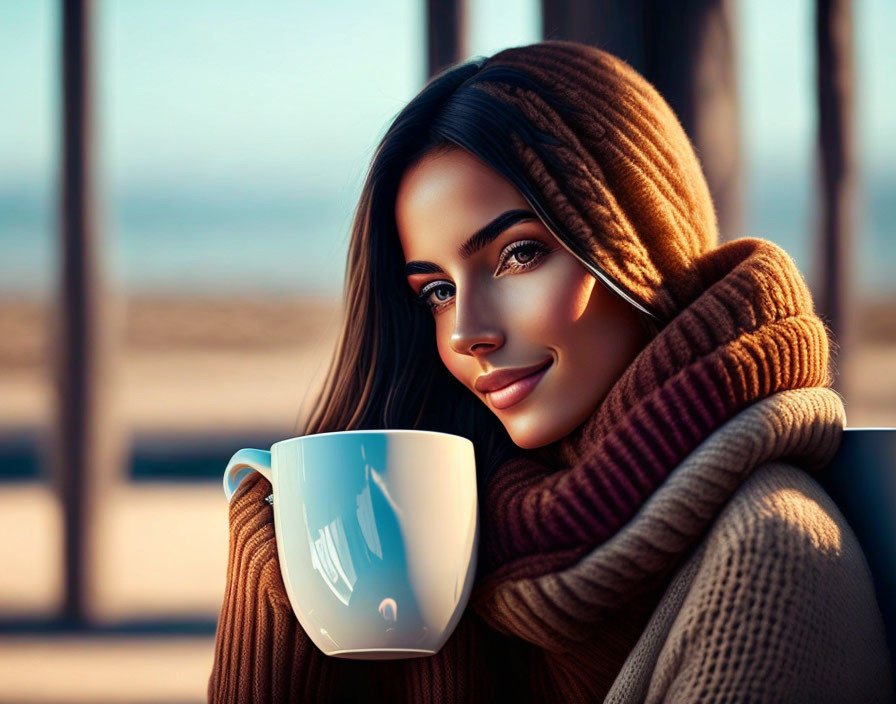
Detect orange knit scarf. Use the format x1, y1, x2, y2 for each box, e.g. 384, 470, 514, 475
380, 235, 836, 701
208, 235, 837, 702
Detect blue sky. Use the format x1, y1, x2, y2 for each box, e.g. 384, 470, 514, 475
3, 0, 893, 188
0, 0, 893, 296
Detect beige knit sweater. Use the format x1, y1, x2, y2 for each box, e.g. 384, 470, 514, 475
600, 389, 894, 702
209, 386, 894, 702
209, 38, 894, 698
606, 461, 891, 703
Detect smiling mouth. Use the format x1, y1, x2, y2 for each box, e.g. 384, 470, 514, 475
485, 359, 553, 410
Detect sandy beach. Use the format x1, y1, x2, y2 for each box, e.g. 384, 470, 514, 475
0, 294, 894, 702
0, 296, 346, 703
1, 294, 895, 434
0, 295, 344, 435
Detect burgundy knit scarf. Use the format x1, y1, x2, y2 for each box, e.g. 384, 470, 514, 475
469, 233, 833, 632
368, 234, 837, 703
207, 233, 838, 704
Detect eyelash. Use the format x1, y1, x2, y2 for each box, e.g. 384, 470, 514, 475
414, 239, 550, 313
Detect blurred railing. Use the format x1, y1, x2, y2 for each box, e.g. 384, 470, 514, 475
0, 0, 862, 638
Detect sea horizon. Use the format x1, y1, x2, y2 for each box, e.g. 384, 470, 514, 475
2, 166, 894, 301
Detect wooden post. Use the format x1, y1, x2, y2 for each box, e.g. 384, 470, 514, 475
541, 0, 744, 242
55, 0, 125, 625
427, 0, 465, 79
815, 0, 856, 396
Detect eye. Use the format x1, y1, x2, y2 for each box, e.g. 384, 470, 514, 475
415, 281, 455, 312
414, 239, 551, 313
497, 240, 550, 273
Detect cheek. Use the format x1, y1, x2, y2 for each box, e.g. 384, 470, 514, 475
500, 264, 595, 341
563, 278, 645, 386
428, 261, 596, 388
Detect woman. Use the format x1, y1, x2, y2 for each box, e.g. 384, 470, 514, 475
208, 40, 893, 702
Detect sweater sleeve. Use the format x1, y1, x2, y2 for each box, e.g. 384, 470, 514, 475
375, 605, 508, 703
207, 472, 375, 703
645, 464, 895, 704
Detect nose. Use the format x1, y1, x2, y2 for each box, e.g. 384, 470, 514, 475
449, 290, 504, 357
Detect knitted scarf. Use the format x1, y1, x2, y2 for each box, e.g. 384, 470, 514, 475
477, 234, 833, 583
371, 234, 838, 702
208, 40, 848, 703
208, 233, 843, 703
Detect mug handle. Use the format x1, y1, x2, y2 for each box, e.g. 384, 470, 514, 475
223, 448, 273, 503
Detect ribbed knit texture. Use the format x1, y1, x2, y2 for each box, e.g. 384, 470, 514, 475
207, 473, 344, 703
476, 40, 722, 322
606, 461, 895, 704
475, 236, 832, 583
207, 40, 894, 701
208, 471, 532, 703
207, 239, 894, 702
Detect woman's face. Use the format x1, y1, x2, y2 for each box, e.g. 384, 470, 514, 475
395, 146, 650, 449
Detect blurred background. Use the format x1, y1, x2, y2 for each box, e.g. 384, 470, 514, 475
0, 0, 892, 701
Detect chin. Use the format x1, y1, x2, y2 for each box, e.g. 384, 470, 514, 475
503, 417, 562, 450
510, 435, 547, 450
502, 400, 598, 449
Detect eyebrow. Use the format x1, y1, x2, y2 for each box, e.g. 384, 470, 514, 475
403, 208, 538, 277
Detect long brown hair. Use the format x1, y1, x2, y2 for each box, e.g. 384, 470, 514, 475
298, 55, 660, 488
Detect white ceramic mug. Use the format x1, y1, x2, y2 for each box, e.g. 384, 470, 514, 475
223, 429, 479, 660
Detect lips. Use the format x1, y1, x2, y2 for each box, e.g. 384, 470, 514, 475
474, 358, 553, 394
475, 358, 553, 410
